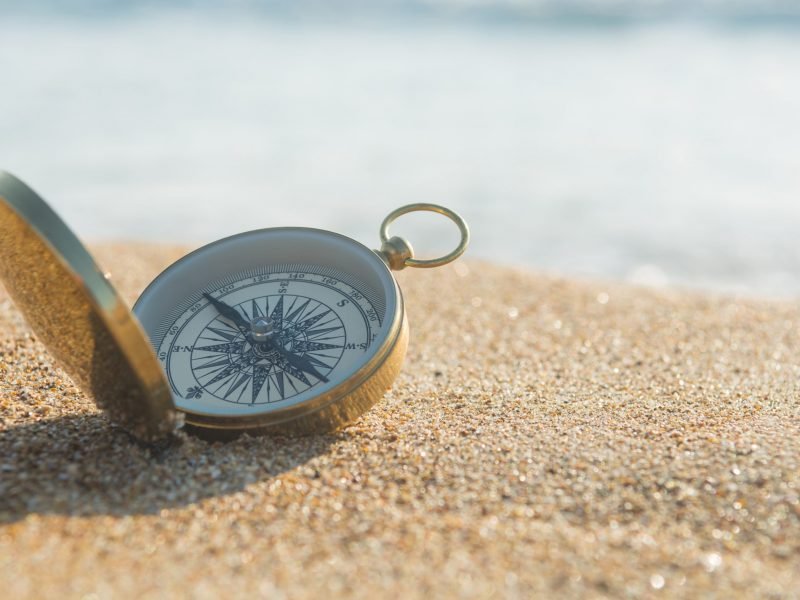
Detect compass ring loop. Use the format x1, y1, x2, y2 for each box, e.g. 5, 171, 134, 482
379, 203, 470, 269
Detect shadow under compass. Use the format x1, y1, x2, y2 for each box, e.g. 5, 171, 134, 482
0, 414, 335, 524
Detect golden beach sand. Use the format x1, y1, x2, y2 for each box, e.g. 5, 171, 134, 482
1, 244, 798, 598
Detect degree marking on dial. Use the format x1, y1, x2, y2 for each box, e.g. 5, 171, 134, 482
149, 263, 386, 348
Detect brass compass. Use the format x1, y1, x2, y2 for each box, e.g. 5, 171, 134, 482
0, 172, 469, 441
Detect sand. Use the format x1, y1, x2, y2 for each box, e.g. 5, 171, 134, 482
1, 244, 798, 598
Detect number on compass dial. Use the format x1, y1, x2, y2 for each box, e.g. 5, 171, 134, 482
158, 270, 382, 408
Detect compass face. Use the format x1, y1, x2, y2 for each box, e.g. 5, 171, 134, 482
132, 227, 403, 428
154, 266, 386, 415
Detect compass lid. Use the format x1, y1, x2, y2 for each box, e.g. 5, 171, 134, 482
0, 171, 179, 441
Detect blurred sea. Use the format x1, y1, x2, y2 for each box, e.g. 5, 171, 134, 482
2, 1, 800, 297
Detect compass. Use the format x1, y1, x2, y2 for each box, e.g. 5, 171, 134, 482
0, 172, 469, 441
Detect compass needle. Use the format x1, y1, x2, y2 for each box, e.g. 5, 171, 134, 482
176, 279, 356, 407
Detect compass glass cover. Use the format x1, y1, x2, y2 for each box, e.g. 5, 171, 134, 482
133, 228, 399, 419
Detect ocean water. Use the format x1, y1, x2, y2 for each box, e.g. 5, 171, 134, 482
2, 4, 800, 297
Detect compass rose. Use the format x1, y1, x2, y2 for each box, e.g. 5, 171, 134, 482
190, 294, 346, 404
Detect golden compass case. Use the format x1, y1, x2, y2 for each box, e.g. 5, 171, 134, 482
0, 171, 180, 441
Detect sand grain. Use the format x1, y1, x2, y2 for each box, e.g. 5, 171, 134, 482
1, 245, 799, 598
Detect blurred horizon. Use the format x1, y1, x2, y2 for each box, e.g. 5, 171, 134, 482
2, 1, 799, 298
3, 0, 800, 25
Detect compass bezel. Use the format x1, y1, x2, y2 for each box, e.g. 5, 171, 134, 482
133, 227, 407, 434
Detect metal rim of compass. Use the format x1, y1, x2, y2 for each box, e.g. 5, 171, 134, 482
132, 226, 409, 435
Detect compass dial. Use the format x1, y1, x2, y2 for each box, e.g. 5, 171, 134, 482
156, 266, 384, 415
